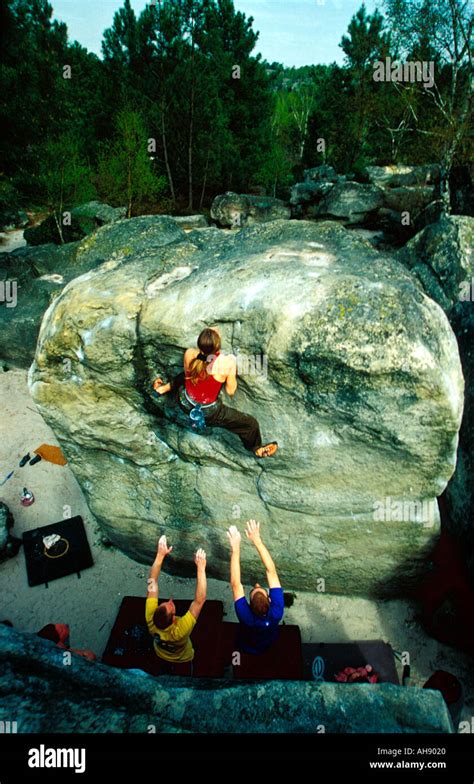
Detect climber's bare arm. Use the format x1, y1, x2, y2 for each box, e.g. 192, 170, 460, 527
147, 535, 173, 598
224, 354, 237, 396
245, 520, 281, 589
227, 525, 245, 600
183, 348, 195, 373
189, 548, 207, 620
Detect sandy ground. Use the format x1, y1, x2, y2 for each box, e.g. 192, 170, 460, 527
0, 367, 472, 730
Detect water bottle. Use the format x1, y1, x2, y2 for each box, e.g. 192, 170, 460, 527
189, 405, 206, 432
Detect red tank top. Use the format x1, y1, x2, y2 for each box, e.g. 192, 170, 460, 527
185, 351, 224, 404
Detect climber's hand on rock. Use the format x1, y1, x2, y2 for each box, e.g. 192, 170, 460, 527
153, 378, 170, 394
194, 548, 207, 570
227, 525, 241, 549
157, 534, 173, 560
245, 519, 261, 544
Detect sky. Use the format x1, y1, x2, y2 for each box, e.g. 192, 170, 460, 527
51, 0, 381, 67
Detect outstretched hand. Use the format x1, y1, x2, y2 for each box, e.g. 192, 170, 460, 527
157, 534, 173, 560
227, 525, 242, 549
194, 547, 207, 570
245, 519, 262, 544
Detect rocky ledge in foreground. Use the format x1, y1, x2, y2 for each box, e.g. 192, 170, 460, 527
0, 625, 453, 733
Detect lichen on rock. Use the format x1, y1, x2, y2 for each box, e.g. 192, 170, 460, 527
28, 218, 464, 597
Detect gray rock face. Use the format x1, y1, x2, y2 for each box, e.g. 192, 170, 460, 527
382, 185, 438, 216
397, 215, 474, 571
211, 192, 290, 227
0, 216, 187, 367
0, 502, 21, 563
290, 165, 441, 236
304, 165, 339, 183
0, 245, 73, 366
364, 164, 441, 188
290, 167, 340, 218
72, 200, 127, 224
171, 214, 209, 230
24, 201, 126, 246
316, 181, 386, 225
290, 181, 335, 215
0, 624, 453, 733
28, 218, 463, 597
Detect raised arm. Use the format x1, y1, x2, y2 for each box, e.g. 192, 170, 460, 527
245, 520, 281, 588
147, 535, 173, 598
227, 525, 244, 600
189, 548, 207, 620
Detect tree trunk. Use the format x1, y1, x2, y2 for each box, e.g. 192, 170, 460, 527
199, 148, 210, 210
127, 154, 132, 218
187, 5, 196, 213
55, 164, 65, 244
161, 104, 176, 204
188, 85, 195, 212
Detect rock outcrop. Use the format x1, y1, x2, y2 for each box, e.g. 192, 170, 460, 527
290, 164, 442, 243
316, 181, 385, 224
0, 216, 186, 366
211, 192, 290, 227
171, 214, 209, 230
24, 201, 126, 246
398, 215, 474, 575
28, 217, 463, 597
0, 624, 454, 733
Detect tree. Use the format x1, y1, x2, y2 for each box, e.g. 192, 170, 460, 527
384, 0, 473, 210
96, 110, 166, 217
38, 135, 96, 243
340, 3, 392, 169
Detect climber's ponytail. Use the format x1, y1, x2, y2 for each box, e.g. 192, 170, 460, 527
187, 328, 221, 385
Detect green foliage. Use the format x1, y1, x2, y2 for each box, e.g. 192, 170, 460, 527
1, 0, 472, 213
0, 178, 20, 212
96, 110, 166, 216
36, 134, 96, 241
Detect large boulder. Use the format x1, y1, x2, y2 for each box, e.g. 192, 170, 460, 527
0, 216, 186, 366
290, 181, 335, 216
24, 201, 126, 246
171, 214, 209, 230
0, 244, 76, 366
303, 165, 339, 183
0, 624, 454, 733
316, 181, 385, 225
211, 192, 290, 227
363, 164, 441, 189
361, 165, 441, 241
397, 215, 474, 574
382, 186, 438, 216
28, 219, 463, 597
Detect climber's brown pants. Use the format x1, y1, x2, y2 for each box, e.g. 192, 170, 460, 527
168, 373, 263, 451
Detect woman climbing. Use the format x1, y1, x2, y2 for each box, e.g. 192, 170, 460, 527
153, 327, 278, 459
